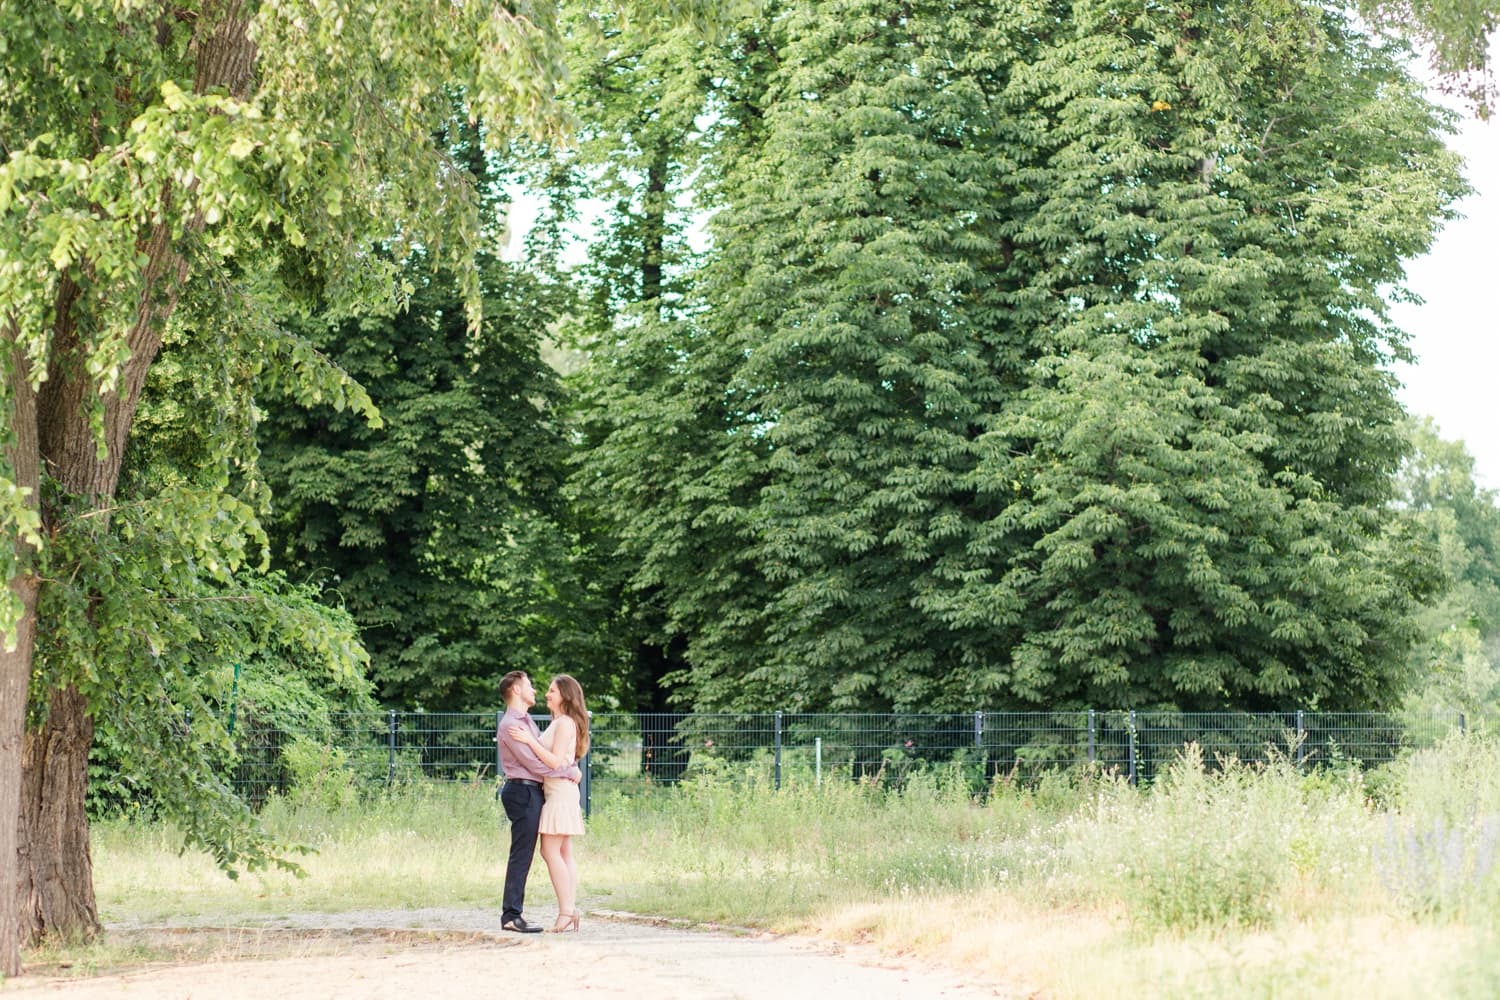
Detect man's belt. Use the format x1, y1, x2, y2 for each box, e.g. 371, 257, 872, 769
505, 778, 542, 788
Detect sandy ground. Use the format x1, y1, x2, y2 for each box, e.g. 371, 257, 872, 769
0, 909, 1016, 1000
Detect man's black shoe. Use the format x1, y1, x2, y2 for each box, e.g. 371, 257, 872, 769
502, 917, 543, 934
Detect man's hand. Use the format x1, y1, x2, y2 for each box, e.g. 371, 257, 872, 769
568, 765, 582, 784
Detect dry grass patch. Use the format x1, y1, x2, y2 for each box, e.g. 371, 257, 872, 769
813, 891, 1117, 996
806, 892, 1494, 1000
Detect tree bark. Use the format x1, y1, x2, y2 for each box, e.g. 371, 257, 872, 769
13, 0, 261, 953
641, 146, 669, 315
15, 687, 96, 948
0, 576, 39, 975
0, 321, 42, 976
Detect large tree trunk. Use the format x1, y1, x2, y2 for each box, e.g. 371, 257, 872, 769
11, 0, 261, 954
1, 321, 43, 976
15, 688, 96, 948
0, 573, 39, 976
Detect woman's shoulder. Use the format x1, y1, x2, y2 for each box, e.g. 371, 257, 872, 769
550, 714, 578, 733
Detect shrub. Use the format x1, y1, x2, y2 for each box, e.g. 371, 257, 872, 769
280, 736, 358, 812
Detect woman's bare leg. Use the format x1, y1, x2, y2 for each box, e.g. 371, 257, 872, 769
539, 834, 573, 923
559, 837, 578, 914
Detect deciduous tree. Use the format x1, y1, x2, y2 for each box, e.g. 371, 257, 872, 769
257, 253, 590, 710
1396, 418, 1500, 727
0, 0, 715, 971
580, 0, 1466, 713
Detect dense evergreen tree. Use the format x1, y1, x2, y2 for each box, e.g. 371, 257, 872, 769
945, 0, 1462, 711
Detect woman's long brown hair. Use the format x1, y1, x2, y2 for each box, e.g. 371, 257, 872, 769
552, 674, 590, 760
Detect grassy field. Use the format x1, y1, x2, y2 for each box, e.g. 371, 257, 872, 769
49, 734, 1500, 996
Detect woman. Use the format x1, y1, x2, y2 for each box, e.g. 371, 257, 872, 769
508, 674, 589, 932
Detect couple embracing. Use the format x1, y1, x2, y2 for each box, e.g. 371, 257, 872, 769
496, 670, 590, 933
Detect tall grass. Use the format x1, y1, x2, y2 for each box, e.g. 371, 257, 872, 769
92, 780, 512, 920
85, 734, 1500, 997
581, 758, 1040, 924
1066, 745, 1380, 929
1373, 735, 1500, 919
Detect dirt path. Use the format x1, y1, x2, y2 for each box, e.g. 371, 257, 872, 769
0, 909, 1015, 1000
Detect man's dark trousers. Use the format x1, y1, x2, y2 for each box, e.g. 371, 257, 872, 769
500, 780, 544, 923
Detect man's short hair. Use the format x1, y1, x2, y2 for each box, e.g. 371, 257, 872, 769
498, 670, 529, 702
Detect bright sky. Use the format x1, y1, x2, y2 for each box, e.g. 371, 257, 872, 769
1391, 101, 1500, 489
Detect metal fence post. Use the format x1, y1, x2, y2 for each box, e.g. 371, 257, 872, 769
582, 711, 593, 820
1087, 709, 1096, 766
387, 709, 397, 787
228, 662, 241, 737
973, 710, 985, 784
1295, 709, 1306, 768
774, 710, 783, 790
1460, 712, 1468, 736
1127, 710, 1137, 786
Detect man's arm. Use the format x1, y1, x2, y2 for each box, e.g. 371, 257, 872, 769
499, 724, 581, 782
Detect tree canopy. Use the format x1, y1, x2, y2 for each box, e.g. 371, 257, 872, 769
1396, 419, 1500, 729
577, 0, 1467, 712
0, 0, 711, 970
258, 254, 598, 710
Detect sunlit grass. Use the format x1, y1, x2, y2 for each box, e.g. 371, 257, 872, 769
93, 781, 511, 921
76, 733, 1500, 997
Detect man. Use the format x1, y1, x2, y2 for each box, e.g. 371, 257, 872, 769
496, 670, 581, 933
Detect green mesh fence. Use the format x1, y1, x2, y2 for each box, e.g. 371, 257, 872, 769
216, 709, 1465, 813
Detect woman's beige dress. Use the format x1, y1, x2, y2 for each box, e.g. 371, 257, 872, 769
538, 717, 585, 836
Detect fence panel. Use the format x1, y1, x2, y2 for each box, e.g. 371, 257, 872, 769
980, 711, 1093, 781
1302, 711, 1452, 766
214, 709, 1465, 808
388, 712, 498, 782
1133, 711, 1297, 783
